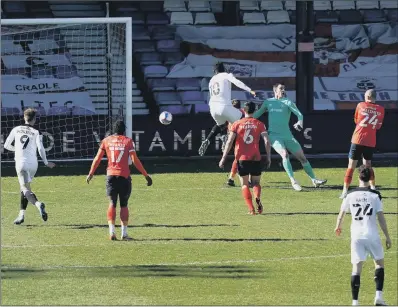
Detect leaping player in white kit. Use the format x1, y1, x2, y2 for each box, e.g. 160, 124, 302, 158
198, 62, 256, 156
4, 108, 56, 225
335, 165, 392, 306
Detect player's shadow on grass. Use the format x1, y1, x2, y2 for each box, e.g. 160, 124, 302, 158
50, 223, 240, 230
128, 238, 328, 242
1, 268, 45, 280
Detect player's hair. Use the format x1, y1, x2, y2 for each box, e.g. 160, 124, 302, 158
113, 120, 126, 135
365, 89, 376, 101
358, 165, 371, 182
232, 99, 241, 109
214, 62, 226, 74
23, 108, 37, 122
243, 101, 256, 114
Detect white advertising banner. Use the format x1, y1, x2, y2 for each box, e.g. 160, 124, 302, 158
1, 92, 96, 114
1, 54, 71, 68
1, 77, 85, 94
338, 62, 398, 77
319, 77, 398, 92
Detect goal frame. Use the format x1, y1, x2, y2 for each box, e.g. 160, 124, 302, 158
1, 17, 133, 162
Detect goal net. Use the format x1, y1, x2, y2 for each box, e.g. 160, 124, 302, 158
1, 18, 132, 162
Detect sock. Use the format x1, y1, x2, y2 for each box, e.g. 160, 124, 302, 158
351, 274, 360, 301
121, 225, 128, 237
206, 124, 222, 142
374, 267, 384, 292
344, 168, 354, 188
108, 223, 115, 236
18, 209, 25, 217
20, 192, 28, 210
302, 161, 316, 180
229, 159, 238, 179
23, 190, 38, 206
107, 205, 116, 234
282, 158, 294, 180
120, 207, 129, 237
241, 185, 254, 212
253, 184, 261, 199
352, 300, 359, 306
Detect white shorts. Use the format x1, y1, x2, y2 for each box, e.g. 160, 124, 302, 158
209, 103, 243, 126
351, 237, 384, 264
15, 161, 38, 187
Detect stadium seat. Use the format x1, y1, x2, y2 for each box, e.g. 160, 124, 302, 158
3, 1, 27, 12
130, 12, 146, 24
315, 10, 339, 23
151, 26, 176, 40
260, 1, 284, 11
386, 9, 398, 21
200, 78, 210, 91
113, 1, 139, 12
332, 1, 356, 10
163, 52, 184, 65
266, 10, 290, 23
154, 92, 182, 105
180, 91, 205, 104
160, 105, 192, 114
339, 10, 363, 23
131, 27, 151, 40
176, 78, 201, 91
146, 13, 169, 25
54, 65, 79, 79
239, 0, 260, 11
156, 39, 181, 52
210, 1, 223, 12
243, 12, 266, 24
1, 108, 21, 116
356, 0, 380, 9
188, 1, 211, 12
164, 0, 187, 12
31, 66, 54, 79
137, 52, 163, 65
133, 41, 156, 53
170, 12, 194, 24
362, 10, 387, 22
284, 0, 296, 10
380, 0, 398, 9
148, 78, 177, 91
195, 104, 210, 113
140, 1, 163, 12
143, 65, 169, 78
314, 1, 332, 11
194, 12, 217, 24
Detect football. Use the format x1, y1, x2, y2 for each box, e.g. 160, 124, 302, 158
159, 111, 173, 125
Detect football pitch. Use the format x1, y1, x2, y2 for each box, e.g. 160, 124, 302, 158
1, 159, 397, 306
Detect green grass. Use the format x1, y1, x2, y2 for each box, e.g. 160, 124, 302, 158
1, 163, 397, 306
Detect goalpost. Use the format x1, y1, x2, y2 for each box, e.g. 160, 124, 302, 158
1, 17, 133, 162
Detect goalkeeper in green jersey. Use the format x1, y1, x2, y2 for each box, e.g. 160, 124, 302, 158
253, 83, 327, 191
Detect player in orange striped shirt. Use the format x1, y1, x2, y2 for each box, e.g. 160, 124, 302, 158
341, 89, 385, 199
87, 120, 152, 240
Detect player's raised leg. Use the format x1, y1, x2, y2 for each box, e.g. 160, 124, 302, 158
199, 121, 227, 156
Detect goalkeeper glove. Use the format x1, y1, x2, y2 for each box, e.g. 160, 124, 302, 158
145, 176, 153, 186
293, 120, 303, 132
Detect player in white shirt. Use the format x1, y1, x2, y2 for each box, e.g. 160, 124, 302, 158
4, 108, 56, 225
198, 62, 256, 156
335, 165, 391, 306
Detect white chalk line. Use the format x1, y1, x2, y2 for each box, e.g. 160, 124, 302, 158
2, 251, 397, 270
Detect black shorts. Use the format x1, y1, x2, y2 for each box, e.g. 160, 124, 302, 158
106, 176, 132, 206
348, 143, 374, 161
237, 160, 262, 177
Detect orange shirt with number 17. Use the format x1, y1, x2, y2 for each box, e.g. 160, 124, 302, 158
351, 102, 385, 148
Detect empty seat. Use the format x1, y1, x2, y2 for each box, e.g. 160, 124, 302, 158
147, 13, 169, 25
164, 0, 187, 12
380, 0, 398, 9
260, 1, 284, 11
3, 1, 27, 12
314, 1, 332, 10
180, 91, 205, 104
137, 52, 163, 65
362, 10, 387, 22
386, 9, 398, 21
339, 10, 363, 23
240, 0, 260, 11
154, 92, 181, 105
332, 1, 356, 10
284, 0, 296, 10
130, 12, 146, 24
170, 12, 194, 24
54, 65, 78, 79
195, 12, 217, 24
156, 39, 181, 52
188, 1, 211, 12
147, 78, 177, 91
210, 1, 223, 12
133, 41, 156, 52
1, 108, 21, 116
243, 12, 266, 24
200, 78, 210, 91
266, 10, 290, 23
31, 66, 54, 78
151, 26, 176, 40
131, 27, 151, 40
140, 1, 163, 11
195, 104, 210, 113
176, 78, 201, 91
160, 105, 192, 114
356, 0, 379, 9
164, 52, 184, 65
315, 10, 339, 23
113, 2, 139, 12
143, 65, 168, 78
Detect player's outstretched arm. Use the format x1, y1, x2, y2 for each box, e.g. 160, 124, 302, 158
219, 132, 236, 169
87, 147, 105, 183
36, 134, 55, 168
261, 131, 271, 169
226, 74, 256, 96
377, 212, 392, 249
4, 129, 16, 152
129, 151, 152, 186
287, 99, 304, 131
253, 101, 268, 119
